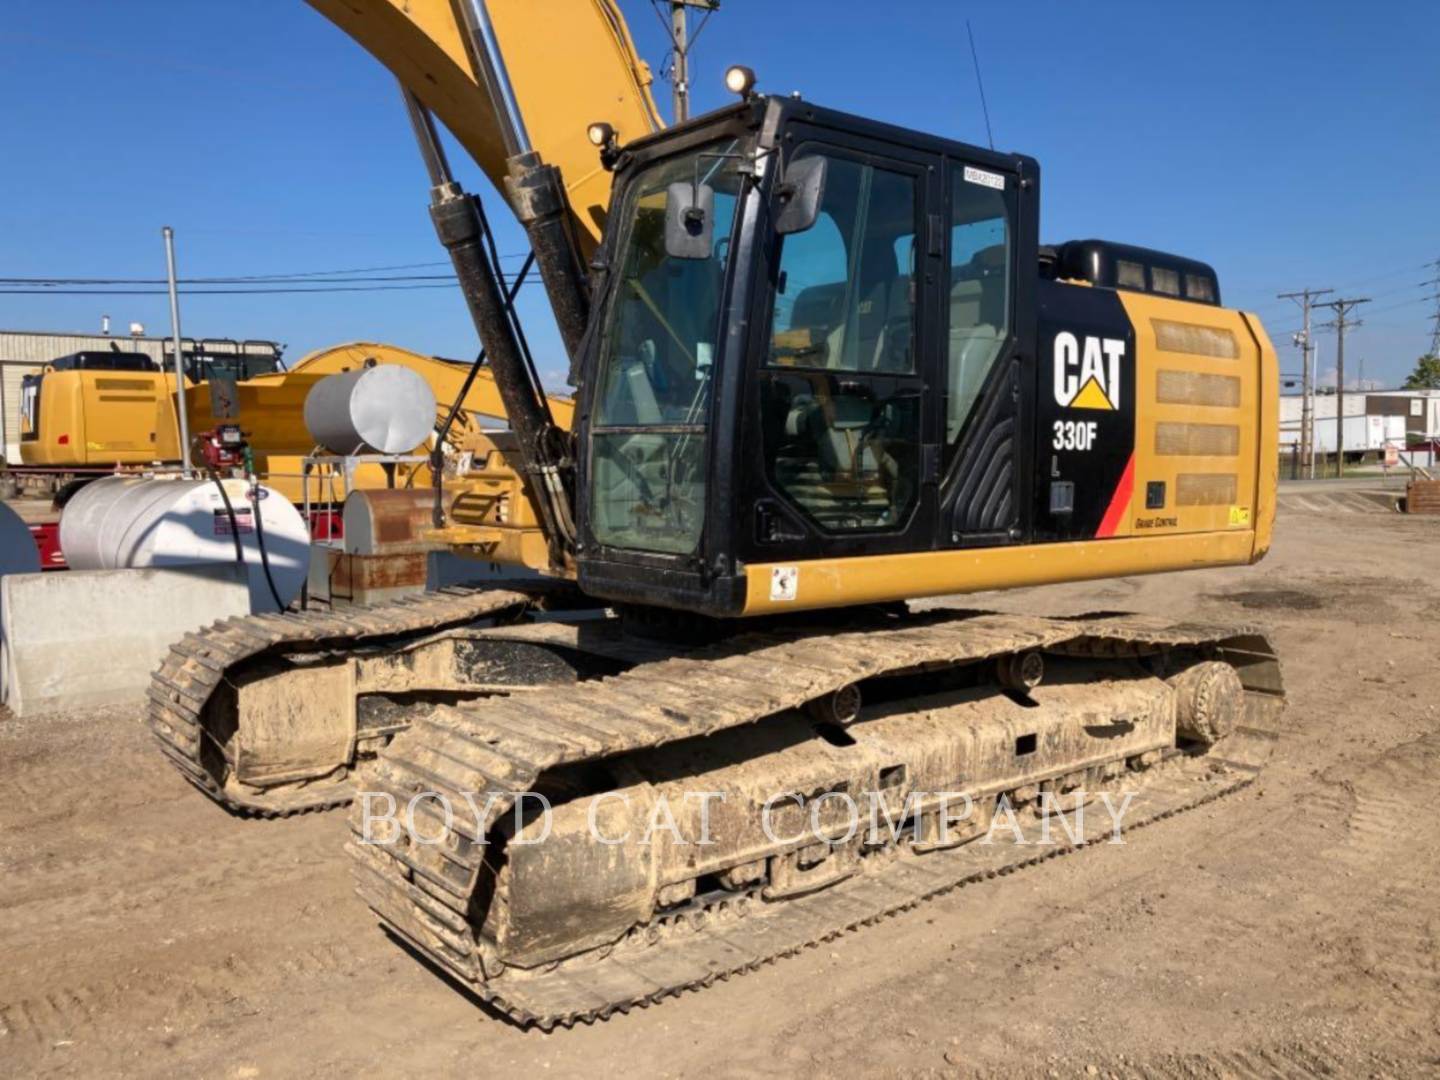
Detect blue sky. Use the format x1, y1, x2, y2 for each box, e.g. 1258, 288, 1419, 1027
1, 1, 1436, 389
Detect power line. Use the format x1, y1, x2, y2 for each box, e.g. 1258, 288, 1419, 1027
1360, 293, 1434, 318
0, 256, 529, 288
1244, 258, 1432, 319
0, 282, 543, 296
0, 273, 460, 286
194, 258, 458, 280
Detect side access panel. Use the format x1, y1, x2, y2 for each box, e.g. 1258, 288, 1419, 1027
1115, 291, 1268, 543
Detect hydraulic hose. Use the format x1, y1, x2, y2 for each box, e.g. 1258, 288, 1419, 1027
195, 438, 285, 613
194, 439, 244, 566
248, 480, 286, 614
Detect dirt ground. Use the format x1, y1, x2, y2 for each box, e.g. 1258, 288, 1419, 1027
4, 501, 1439, 1079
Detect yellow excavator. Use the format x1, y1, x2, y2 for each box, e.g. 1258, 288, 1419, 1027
19, 339, 572, 505
146, 0, 1284, 1027
153, 340, 575, 503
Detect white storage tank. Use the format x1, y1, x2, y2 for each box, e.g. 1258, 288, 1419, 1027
303, 364, 437, 455
60, 476, 311, 612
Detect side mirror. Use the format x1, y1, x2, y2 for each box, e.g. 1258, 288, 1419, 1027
664, 181, 715, 259
775, 156, 827, 235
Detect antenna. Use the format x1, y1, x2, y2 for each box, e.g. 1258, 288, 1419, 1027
966, 19, 995, 150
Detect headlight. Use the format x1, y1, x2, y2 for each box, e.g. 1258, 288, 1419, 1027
724, 65, 756, 98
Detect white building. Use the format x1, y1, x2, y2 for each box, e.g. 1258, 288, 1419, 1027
1364, 389, 1440, 443
1279, 389, 1440, 457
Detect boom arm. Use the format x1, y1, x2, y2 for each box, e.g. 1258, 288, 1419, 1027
304, 0, 662, 254
304, 0, 667, 570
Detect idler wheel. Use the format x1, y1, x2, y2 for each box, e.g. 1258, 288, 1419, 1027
1170, 661, 1245, 746
997, 650, 1045, 692
805, 683, 862, 726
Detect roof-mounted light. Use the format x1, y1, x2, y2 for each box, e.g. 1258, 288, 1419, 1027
587, 121, 620, 171
724, 65, 757, 99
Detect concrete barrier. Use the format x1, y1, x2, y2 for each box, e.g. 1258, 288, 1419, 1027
1, 563, 251, 717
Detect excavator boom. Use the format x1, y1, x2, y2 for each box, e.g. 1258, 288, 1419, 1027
304, 0, 662, 253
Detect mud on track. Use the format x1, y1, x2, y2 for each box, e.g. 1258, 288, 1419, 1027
3, 506, 1439, 1077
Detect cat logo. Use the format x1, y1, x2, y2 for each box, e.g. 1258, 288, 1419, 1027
1053, 331, 1124, 411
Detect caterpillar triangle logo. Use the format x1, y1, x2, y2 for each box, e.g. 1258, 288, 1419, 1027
1070, 376, 1114, 410
1054, 331, 1123, 410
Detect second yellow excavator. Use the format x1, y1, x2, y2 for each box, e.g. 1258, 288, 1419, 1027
146, 0, 1284, 1027
19, 339, 572, 507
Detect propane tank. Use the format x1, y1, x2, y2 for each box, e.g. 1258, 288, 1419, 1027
60, 475, 310, 612
303, 364, 437, 455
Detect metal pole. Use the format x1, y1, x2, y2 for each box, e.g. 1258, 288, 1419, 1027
1307, 340, 1318, 478
1426, 256, 1440, 357
671, 2, 689, 123
1307, 312, 1319, 480
162, 226, 193, 477
1304, 336, 1315, 477
1335, 321, 1345, 479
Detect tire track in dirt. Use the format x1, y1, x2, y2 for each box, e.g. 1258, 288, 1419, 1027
0, 939, 373, 1053
1316, 734, 1440, 1008
0, 813, 347, 927
0, 711, 376, 1067
1099, 1036, 1413, 1078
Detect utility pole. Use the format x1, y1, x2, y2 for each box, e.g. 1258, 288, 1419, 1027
657, 0, 718, 123
1318, 296, 1370, 478
1279, 287, 1331, 479
670, 3, 689, 123
1425, 256, 1440, 357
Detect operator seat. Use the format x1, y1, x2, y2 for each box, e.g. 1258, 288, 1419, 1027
946, 244, 1007, 442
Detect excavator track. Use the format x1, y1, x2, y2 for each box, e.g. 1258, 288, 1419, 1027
146, 586, 537, 817
348, 609, 1283, 1028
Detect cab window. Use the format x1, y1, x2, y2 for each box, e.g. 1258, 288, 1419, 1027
589, 140, 744, 555
761, 152, 921, 532
945, 168, 1012, 445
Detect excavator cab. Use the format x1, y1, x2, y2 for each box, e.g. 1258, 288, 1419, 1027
574, 98, 1038, 617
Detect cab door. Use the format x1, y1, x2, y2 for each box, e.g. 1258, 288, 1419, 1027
738, 129, 944, 563
937, 156, 1038, 548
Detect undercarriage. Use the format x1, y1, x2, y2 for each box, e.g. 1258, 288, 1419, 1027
146, 591, 1281, 1026
340, 604, 1282, 1027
